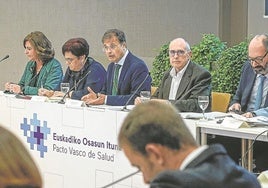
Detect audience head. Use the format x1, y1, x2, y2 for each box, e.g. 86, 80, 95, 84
101, 29, 127, 63
0, 125, 42, 188
23, 31, 55, 64
62, 38, 89, 71
118, 101, 197, 183
248, 34, 268, 75
169, 38, 192, 73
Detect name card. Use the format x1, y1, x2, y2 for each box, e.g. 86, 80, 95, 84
31, 96, 47, 102
221, 117, 251, 128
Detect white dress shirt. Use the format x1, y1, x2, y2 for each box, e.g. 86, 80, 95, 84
168, 61, 189, 100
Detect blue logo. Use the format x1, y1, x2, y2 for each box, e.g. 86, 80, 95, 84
20, 113, 51, 158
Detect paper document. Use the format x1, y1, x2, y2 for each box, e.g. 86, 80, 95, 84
180, 112, 231, 120
231, 114, 268, 126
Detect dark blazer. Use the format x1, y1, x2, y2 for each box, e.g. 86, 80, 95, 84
231, 61, 268, 112
150, 144, 260, 188
152, 61, 211, 112
101, 51, 151, 106
60, 57, 106, 100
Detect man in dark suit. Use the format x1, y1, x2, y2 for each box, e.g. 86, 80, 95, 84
82, 29, 151, 106
118, 101, 260, 188
230, 34, 268, 116
135, 38, 211, 112
215, 34, 268, 172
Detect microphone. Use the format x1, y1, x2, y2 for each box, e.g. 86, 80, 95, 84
58, 70, 91, 104
122, 73, 150, 111
0, 55, 9, 63
100, 170, 140, 188
58, 87, 73, 104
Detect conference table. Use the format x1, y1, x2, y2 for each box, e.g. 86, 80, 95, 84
0, 92, 148, 188
196, 119, 268, 172
0, 92, 198, 188
1, 92, 267, 188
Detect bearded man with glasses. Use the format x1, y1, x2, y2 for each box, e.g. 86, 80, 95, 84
135, 38, 211, 112
229, 34, 268, 117
216, 34, 268, 173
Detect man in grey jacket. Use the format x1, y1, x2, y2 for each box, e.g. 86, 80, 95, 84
135, 38, 211, 112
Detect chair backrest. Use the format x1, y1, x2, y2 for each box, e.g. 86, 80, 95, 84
151, 86, 158, 95
211, 91, 231, 112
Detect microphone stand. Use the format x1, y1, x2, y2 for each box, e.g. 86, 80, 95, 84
0, 55, 9, 63
58, 89, 72, 104
58, 70, 91, 104
122, 73, 149, 111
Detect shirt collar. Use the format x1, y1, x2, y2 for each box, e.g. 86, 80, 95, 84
170, 60, 190, 77
116, 50, 129, 66
257, 73, 268, 79
179, 145, 208, 170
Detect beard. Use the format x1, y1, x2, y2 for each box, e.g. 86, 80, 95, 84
253, 62, 268, 74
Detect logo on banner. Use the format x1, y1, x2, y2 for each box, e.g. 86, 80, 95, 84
20, 113, 51, 158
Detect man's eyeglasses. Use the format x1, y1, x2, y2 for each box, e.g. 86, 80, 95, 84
102, 44, 120, 52
248, 51, 268, 64
169, 50, 187, 57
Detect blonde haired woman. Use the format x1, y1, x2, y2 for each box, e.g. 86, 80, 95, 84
0, 125, 42, 187
4, 31, 63, 95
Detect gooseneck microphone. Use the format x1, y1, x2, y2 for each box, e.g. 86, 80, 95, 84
58, 86, 74, 104
101, 170, 140, 188
122, 73, 150, 111
0, 55, 9, 63
58, 70, 91, 104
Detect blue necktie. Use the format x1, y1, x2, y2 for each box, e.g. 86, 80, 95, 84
254, 75, 266, 110
112, 64, 121, 95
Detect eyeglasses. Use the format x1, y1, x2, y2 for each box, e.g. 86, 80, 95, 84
248, 51, 268, 64
102, 44, 120, 52
65, 58, 75, 64
169, 50, 187, 57
65, 57, 79, 64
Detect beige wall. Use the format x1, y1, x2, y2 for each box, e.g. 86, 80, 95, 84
0, 0, 220, 90
1, 1, 267, 91
248, 0, 268, 37
219, 0, 248, 47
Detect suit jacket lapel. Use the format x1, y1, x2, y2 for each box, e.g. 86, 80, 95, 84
186, 144, 226, 169
107, 64, 115, 94
244, 71, 256, 106
163, 75, 172, 98
117, 52, 131, 92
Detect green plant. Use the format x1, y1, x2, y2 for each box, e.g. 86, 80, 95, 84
191, 34, 226, 72
151, 34, 226, 87
212, 40, 248, 94
151, 44, 170, 87
150, 34, 249, 96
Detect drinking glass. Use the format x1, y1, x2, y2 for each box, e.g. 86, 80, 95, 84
61, 83, 70, 94
198, 96, 209, 120
140, 91, 151, 103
